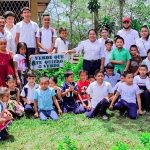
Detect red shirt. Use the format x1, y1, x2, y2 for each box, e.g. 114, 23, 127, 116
76, 80, 90, 101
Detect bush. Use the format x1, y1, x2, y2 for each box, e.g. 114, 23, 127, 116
110, 141, 128, 150
34, 57, 83, 86
140, 132, 150, 149
57, 136, 78, 150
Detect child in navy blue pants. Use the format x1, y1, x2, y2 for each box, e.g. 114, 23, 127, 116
61, 71, 79, 113
110, 72, 143, 119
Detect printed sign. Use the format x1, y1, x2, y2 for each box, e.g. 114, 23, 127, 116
31, 54, 65, 70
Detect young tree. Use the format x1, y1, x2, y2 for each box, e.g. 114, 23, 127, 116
88, 0, 100, 34
118, 0, 125, 28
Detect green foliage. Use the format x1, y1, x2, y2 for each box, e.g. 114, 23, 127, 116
88, 0, 100, 13
110, 142, 128, 150
57, 136, 78, 150
140, 132, 150, 148
34, 57, 83, 86
99, 16, 116, 34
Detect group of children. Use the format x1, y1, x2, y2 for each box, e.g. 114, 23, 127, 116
1, 63, 150, 140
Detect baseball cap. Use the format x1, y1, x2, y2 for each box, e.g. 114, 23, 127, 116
122, 17, 131, 23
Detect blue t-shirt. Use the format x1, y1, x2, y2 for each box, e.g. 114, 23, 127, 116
104, 72, 120, 87
34, 87, 56, 111
61, 82, 77, 103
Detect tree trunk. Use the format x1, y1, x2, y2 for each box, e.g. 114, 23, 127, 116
94, 11, 99, 35
119, 0, 125, 28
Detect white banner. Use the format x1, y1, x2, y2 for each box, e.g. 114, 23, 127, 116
30, 54, 65, 70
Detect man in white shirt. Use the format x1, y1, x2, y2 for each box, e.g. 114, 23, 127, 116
36, 14, 57, 54
0, 16, 14, 53
4, 11, 16, 53
117, 17, 139, 50
16, 7, 39, 56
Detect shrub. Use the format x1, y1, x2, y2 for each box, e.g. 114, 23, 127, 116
57, 136, 78, 150
34, 57, 83, 86
110, 141, 128, 150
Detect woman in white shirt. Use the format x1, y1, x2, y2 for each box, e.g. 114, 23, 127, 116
136, 25, 150, 60
66, 29, 105, 75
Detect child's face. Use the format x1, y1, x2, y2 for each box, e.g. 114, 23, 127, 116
27, 77, 36, 85
105, 43, 112, 51
1, 94, 10, 103
106, 69, 114, 76
22, 10, 31, 20
6, 16, 14, 25
60, 31, 67, 39
125, 74, 133, 85
147, 52, 150, 60
101, 30, 108, 39
40, 80, 49, 90
49, 79, 56, 87
6, 80, 16, 89
130, 47, 137, 56
140, 27, 149, 39
0, 18, 5, 31
95, 73, 104, 83
66, 75, 74, 83
89, 77, 95, 83
19, 46, 26, 55
115, 39, 124, 49
0, 40, 7, 51
43, 16, 50, 27
120, 76, 125, 82
79, 72, 87, 81
139, 67, 147, 76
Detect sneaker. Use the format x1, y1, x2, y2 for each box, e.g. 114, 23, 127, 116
102, 115, 108, 120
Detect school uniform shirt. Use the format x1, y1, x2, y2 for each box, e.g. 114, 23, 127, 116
13, 54, 27, 71
136, 37, 150, 57
54, 37, 69, 53
74, 39, 105, 60
104, 72, 120, 87
117, 82, 140, 104
146, 80, 150, 90
104, 49, 112, 66
16, 20, 39, 48
34, 87, 55, 111
129, 55, 142, 74
113, 81, 123, 93
21, 83, 39, 103
0, 30, 14, 53
61, 82, 77, 103
87, 81, 113, 108
117, 28, 139, 50
4, 25, 17, 53
142, 57, 150, 71
133, 75, 149, 90
36, 27, 57, 52
110, 48, 131, 73
76, 80, 90, 101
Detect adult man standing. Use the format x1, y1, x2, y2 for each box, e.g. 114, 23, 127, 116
16, 7, 39, 56
0, 16, 14, 53
117, 17, 139, 50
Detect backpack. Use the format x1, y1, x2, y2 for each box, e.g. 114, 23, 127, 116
24, 87, 28, 98
39, 27, 54, 43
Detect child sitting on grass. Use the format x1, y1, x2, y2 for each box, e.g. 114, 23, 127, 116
76, 70, 90, 113
49, 76, 63, 111
109, 71, 143, 119
61, 71, 78, 113
21, 71, 38, 114
86, 70, 113, 120
6, 75, 24, 118
34, 77, 62, 121
133, 65, 149, 112
0, 87, 13, 140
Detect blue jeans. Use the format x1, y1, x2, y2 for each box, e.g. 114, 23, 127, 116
25, 103, 34, 113
39, 110, 58, 121
114, 99, 137, 119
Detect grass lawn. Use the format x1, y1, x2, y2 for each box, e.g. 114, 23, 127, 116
0, 111, 150, 150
